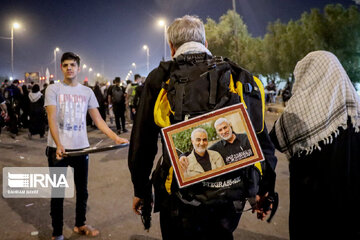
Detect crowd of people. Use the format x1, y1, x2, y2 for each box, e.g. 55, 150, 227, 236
0, 74, 145, 140
0, 79, 49, 138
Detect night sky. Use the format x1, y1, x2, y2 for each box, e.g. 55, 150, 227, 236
0, 0, 357, 83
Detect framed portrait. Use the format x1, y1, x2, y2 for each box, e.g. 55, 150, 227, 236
161, 103, 264, 188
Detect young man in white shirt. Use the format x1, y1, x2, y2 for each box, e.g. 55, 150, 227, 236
45, 52, 128, 240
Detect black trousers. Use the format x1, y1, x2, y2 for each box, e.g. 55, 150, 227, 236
46, 147, 89, 237
113, 104, 126, 131
98, 106, 106, 122
159, 198, 242, 240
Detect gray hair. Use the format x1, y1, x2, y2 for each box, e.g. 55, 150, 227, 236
167, 15, 206, 49
190, 128, 208, 141
214, 118, 230, 129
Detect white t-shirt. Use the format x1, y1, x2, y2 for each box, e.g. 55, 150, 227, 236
44, 82, 99, 149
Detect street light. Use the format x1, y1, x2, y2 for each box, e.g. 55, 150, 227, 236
158, 19, 167, 61
132, 62, 136, 70
54, 47, 60, 80
143, 45, 149, 73
11, 22, 20, 78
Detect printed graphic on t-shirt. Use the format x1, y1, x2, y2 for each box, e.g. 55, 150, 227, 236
58, 94, 87, 137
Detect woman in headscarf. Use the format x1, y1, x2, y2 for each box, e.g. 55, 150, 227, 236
270, 51, 360, 239
28, 84, 46, 138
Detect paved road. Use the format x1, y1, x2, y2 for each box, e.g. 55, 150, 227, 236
0, 109, 289, 240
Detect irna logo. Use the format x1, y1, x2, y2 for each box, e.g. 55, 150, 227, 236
8, 172, 69, 188
3, 167, 74, 198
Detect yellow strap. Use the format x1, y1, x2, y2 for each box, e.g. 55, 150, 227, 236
253, 76, 265, 133
235, 80, 248, 109
154, 80, 173, 128
165, 166, 173, 194
254, 162, 263, 176
229, 74, 236, 94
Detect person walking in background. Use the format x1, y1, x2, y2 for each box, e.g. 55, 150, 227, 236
270, 51, 360, 240
28, 84, 46, 139
3, 79, 22, 137
41, 83, 48, 95
126, 74, 140, 121
131, 76, 144, 116
124, 80, 132, 124
1, 79, 10, 95
107, 79, 116, 125
108, 77, 127, 134
93, 82, 106, 122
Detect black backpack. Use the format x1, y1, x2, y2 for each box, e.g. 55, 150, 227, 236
152, 53, 265, 211
166, 54, 240, 121
111, 86, 125, 104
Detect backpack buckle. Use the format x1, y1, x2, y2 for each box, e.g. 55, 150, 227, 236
244, 83, 253, 93
178, 77, 188, 84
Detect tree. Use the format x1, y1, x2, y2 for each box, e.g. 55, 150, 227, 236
205, 4, 360, 86
205, 10, 252, 67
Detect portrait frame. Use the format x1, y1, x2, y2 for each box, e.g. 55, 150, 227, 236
161, 103, 264, 188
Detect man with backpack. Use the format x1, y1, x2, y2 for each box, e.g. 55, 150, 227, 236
128, 15, 277, 240
108, 77, 127, 134
126, 74, 141, 121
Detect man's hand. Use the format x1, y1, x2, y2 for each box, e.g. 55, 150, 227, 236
114, 136, 129, 145
253, 192, 273, 221
179, 156, 189, 173
132, 196, 143, 215
56, 145, 65, 160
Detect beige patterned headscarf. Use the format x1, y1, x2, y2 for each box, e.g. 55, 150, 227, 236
274, 51, 360, 157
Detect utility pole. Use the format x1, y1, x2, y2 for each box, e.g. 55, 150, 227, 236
232, 0, 237, 35
232, 0, 239, 62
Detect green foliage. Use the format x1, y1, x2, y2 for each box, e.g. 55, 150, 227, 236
205, 10, 252, 68
172, 122, 219, 154
205, 4, 360, 86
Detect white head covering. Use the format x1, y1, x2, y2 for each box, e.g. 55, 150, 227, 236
274, 50, 360, 157
173, 41, 212, 59
28, 91, 42, 103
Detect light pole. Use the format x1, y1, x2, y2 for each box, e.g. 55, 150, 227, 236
143, 45, 149, 73
82, 64, 87, 83
88, 67, 93, 85
54, 47, 60, 80
11, 22, 20, 78
158, 19, 167, 61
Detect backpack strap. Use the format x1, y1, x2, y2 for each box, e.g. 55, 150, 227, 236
173, 75, 188, 121
165, 166, 174, 194
208, 69, 218, 105
154, 79, 173, 128
252, 76, 266, 133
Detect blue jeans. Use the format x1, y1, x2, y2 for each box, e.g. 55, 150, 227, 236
46, 147, 89, 237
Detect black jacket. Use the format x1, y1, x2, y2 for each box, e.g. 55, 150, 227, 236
128, 58, 277, 199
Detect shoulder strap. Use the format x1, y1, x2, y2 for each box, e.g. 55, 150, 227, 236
226, 58, 265, 133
